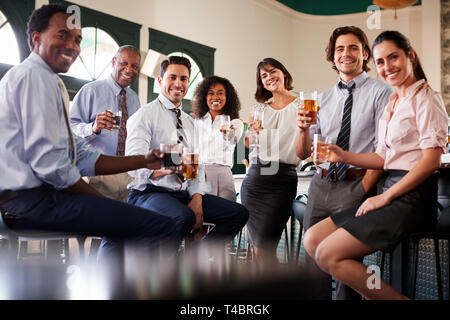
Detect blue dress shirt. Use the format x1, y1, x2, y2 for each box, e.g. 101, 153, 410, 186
70, 75, 141, 156
310, 72, 394, 170
0, 52, 101, 192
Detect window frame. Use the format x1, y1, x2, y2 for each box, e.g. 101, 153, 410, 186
0, 0, 34, 79
147, 28, 215, 115
50, 0, 141, 99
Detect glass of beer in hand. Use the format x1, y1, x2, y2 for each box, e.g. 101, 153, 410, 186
313, 134, 333, 164
182, 146, 199, 180
160, 143, 183, 170
299, 91, 318, 125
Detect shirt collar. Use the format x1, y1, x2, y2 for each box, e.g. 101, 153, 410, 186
387, 79, 427, 109
28, 52, 58, 77
158, 93, 183, 111
337, 71, 368, 91
107, 74, 125, 96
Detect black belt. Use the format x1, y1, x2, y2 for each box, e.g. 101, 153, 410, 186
318, 168, 366, 182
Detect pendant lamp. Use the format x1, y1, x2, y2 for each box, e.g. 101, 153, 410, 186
373, 0, 419, 19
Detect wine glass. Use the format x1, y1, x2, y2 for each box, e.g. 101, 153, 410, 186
217, 114, 232, 152
250, 104, 264, 153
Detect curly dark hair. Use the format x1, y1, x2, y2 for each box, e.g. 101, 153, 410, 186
192, 76, 241, 120
27, 4, 69, 50
325, 26, 371, 74
254, 58, 293, 103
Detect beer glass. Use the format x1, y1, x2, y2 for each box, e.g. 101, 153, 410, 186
160, 143, 183, 170
250, 104, 264, 152
299, 91, 318, 125
313, 134, 333, 163
182, 146, 199, 179
114, 110, 122, 128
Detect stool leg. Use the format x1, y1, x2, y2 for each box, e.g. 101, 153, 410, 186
235, 230, 243, 261
284, 226, 290, 263
380, 251, 386, 279
433, 237, 443, 300
410, 238, 419, 300
295, 224, 303, 265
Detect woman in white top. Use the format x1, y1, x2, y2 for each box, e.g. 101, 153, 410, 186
192, 76, 244, 201
241, 58, 301, 263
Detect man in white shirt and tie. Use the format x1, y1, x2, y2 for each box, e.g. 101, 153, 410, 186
0, 3, 177, 262
126, 56, 248, 246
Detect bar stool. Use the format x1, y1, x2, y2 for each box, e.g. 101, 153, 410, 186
292, 194, 308, 265
0, 212, 89, 263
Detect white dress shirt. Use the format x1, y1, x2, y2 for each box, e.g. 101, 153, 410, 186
197, 112, 244, 167
125, 94, 210, 196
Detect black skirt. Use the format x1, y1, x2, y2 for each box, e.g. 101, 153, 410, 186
331, 170, 438, 251
240, 159, 297, 249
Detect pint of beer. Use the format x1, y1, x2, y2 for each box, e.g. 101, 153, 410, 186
182, 147, 199, 179
299, 91, 318, 124
313, 134, 333, 163
160, 143, 183, 169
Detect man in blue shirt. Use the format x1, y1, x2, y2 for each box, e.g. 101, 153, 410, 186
70, 45, 141, 202
0, 4, 176, 262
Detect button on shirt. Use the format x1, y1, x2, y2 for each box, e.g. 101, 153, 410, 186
125, 94, 209, 196
70, 75, 141, 156
197, 112, 244, 167
310, 72, 393, 170
376, 79, 448, 170
0, 52, 101, 192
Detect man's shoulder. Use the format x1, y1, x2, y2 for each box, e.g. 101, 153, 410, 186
79, 78, 109, 91
362, 76, 393, 94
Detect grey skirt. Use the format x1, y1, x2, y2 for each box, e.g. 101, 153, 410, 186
331, 170, 438, 251
240, 160, 297, 249
204, 164, 236, 202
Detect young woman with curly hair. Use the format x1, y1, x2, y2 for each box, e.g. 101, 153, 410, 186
192, 76, 244, 201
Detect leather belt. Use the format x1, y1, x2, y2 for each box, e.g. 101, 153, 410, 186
318, 168, 366, 182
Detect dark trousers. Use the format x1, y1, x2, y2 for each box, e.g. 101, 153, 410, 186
1, 184, 177, 262
303, 173, 370, 300
128, 185, 249, 247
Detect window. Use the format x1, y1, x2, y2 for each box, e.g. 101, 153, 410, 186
51, 1, 141, 99
0, 0, 33, 79
147, 28, 215, 115
66, 27, 119, 81
0, 10, 21, 66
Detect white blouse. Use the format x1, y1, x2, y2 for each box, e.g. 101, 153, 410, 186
197, 112, 244, 167
249, 99, 301, 166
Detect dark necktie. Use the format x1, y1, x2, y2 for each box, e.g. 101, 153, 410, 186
170, 108, 187, 183
170, 108, 188, 147
327, 82, 355, 182
117, 89, 129, 156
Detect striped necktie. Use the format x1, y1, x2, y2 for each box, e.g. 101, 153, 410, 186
170, 108, 187, 183
327, 82, 355, 182
57, 77, 77, 165
170, 108, 188, 147
116, 89, 129, 156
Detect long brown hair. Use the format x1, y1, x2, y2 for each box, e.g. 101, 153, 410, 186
254, 58, 293, 103
372, 30, 427, 82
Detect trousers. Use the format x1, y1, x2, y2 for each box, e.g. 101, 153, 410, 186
0, 184, 177, 261
128, 185, 249, 246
